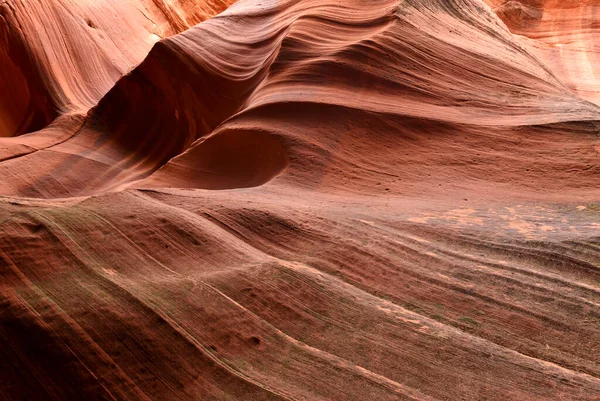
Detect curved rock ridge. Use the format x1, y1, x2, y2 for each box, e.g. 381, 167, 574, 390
1, 0, 600, 400
0, 0, 234, 138
1, 0, 600, 198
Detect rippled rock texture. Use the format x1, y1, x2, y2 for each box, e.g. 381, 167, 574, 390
1, 0, 600, 400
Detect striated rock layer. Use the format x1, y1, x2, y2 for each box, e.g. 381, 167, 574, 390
0, 0, 232, 137
488, 0, 600, 106
1, 0, 600, 400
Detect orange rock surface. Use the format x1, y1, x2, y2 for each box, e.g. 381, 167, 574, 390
1, 0, 600, 400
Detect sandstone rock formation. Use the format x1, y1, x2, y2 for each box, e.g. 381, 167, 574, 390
1, 0, 600, 400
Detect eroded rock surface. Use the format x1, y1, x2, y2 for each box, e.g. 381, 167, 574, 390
1, 0, 600, 400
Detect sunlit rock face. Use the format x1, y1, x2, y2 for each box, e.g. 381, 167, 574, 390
1, 0, 600, 400
488, 0, 600, 105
